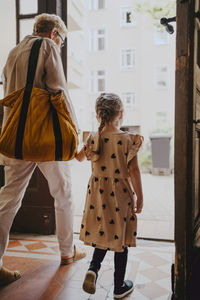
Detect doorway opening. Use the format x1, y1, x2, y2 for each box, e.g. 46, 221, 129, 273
67, 0, 176, 242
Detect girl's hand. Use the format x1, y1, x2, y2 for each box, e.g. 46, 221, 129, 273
134, 199, 143, 214
75, 147, 86, 162
84, 145, 92, 160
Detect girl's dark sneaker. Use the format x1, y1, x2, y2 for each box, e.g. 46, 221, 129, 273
113, 280, 134, 299
82, 270, 97, 294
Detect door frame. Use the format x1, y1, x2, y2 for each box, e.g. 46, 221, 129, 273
174, 0, 198, 298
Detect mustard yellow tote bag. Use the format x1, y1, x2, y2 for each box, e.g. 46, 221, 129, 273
0, 39, 78, 162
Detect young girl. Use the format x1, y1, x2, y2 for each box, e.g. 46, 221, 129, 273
76, 93, 143, 299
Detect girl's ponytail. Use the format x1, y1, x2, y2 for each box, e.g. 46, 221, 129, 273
98, 118, 106, 134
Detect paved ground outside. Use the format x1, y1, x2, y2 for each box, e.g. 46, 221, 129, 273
70, 160, 174, 241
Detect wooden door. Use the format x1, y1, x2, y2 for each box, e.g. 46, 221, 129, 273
174, 0, 200, 298
0, 0, 68, 234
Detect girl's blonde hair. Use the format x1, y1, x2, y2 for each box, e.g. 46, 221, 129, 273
95, 93, 123, 133
33, 13, 68, 37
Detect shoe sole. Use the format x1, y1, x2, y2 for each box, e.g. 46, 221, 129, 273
0, 272, 21, 286
60, 246, 86, 265
113, 285, 134, 299
82, 271, 96, 294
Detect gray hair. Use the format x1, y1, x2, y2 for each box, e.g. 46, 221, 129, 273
33, 13, 67, 37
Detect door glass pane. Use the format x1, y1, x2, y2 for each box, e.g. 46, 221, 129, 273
19, 0, 38, 15
19, 18, 35, 41
0, 1, 16, 76
0, 85, 3, 99
197, 30, 200, 68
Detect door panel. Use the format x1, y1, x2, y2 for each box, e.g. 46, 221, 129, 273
175, 0, 200, 299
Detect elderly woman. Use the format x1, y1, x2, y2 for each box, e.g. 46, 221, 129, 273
0, 13, 85, 286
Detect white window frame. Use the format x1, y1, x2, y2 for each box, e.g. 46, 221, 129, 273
120, 7, 136, 27
89, 0, 106, 10
90, 70, 106, 93
122, 92, 136, 109
89, 28, 106, 52
154, 65, 169, 89
121, 48, 136, 70
154, 26, 169, 45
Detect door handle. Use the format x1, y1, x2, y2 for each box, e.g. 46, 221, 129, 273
193, 120, 200, 124
160, 17, 176, 34
195, 11, 200, 20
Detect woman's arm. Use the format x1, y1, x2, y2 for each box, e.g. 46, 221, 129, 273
75, 146, 86, 162
129, 155, 143, 213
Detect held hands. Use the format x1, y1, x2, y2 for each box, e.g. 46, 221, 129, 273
84, 145, 92, 160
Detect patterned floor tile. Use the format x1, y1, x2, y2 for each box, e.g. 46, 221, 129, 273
138, 261, 155, 271
7, 245, 28, 251
25, 241, 48, 251
153, 251, 174, 262
130, 289, 149, 299
2, 234, 174, 300
157, 264, 172, 274
7, 240, 22, 248
134, 273, 151, 285
31, 247, 56, 254
136, 282, 169, 299
155, 277, 172, 291
140, 268, 169, 281
135, 252, 169, 267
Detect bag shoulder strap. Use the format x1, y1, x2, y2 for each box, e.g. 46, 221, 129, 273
25, 38, 43, 87
15, 38, 43, 159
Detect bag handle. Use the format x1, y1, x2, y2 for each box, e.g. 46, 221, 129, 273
15, 39, 43, 159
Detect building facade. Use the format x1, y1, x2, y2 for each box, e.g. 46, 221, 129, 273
68, 0, 176, 147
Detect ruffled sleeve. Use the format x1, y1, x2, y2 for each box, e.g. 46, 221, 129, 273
85, 132, 102, 162
127, 134, 143, 166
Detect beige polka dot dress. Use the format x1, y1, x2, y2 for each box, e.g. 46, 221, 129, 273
79, 131, 143, 252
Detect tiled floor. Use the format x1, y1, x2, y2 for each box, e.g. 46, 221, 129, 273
0, 234, 174, 300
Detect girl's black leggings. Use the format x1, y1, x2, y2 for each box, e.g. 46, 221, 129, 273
88, 247, 128, 289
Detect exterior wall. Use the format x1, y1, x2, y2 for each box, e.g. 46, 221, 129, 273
0, 0, 175, 142
68, 0, 176, 145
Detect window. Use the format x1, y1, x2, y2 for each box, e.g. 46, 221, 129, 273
16, 0, 38, 43
89, 0, 106, 10
155, 66, 169, 89
156, 112, 168, 132
121, 49, 136, 70
89, 29, 105, 51
154, 26, 169, 45
120, 7, 136, 27
19, 0, 38, 14
19, 18, 35, 41
122, 92, 136, 109
90, 70, 106, 93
